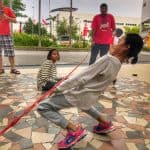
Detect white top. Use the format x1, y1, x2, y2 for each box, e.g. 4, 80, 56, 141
58, 54, 121, 110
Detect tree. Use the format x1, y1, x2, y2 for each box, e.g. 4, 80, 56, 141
3, 0, 26, 17
56, 18, 68, 37
56, 17, 79, 40
23, 18, 47, 35
23, 18, 33, 34
124, 26, 140, 34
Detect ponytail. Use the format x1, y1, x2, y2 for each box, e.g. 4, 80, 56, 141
131, 56, 138, 64
125, 34, 143, 64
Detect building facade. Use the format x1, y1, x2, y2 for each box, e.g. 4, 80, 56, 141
141, 0, 150, 37
13, 11, 141, 40
57, 11, 140, 39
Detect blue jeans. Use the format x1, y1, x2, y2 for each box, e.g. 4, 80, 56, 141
89, 44, 110, 65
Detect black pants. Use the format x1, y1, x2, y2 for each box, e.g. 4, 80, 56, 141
89, 44, 110, 65
42, 81, 57, 91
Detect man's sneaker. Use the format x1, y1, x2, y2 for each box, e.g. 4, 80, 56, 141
58, 127, 86, 149
93, 121, 115, 134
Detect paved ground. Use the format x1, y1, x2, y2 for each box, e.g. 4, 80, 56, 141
3, 51, 150, 66
0, 66, 150, 150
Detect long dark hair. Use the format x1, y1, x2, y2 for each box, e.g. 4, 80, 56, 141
125, 33, 143, 64
47, 49, 60, 60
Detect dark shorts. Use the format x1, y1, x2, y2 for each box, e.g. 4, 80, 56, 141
0, 35, 15, 57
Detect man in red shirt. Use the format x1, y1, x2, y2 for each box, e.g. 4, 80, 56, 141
89, 3, 116, 65
0, 0, 20, 74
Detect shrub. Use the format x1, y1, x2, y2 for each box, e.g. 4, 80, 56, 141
72, 41, 90, 48
13, 33, 38, 46
13, 32, 56, 47
143, 46, 150, 52
41, 37, 53, 47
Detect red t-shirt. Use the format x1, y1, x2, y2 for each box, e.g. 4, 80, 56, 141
91, 14, 116, 44
0, 7, 16, 35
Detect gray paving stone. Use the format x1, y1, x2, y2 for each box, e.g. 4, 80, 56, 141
128, 112, 143, 118
136, 143, 149, 150
73, 143, 96, 150
14, 119, 30, 130
4, 131, 24, 142
77, 116, 97, 126
26, 118, 36, 126
0, 106, 13, 118
0, 97, 5, 102
48, 127, 60, 134
0, 126, 5, 130
15, 110, 25, 116
145, 122, 150, 128
36, 117, 49, 127
13, 102, 21, 106
18, 138, 33, 150
0, 142, 9, 147
28, 111, 36, 118
126, 131, 144, 139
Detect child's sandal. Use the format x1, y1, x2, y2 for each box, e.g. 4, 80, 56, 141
10, 69, 21, 74
0, 69, 5, 74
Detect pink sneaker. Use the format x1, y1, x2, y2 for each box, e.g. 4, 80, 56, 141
93, 121, 115, 134
58, 127, 86, 149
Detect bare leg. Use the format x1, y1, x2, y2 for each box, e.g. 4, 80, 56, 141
66, 122, 81, 132
8, 56, 15, 69
97, 114, 109, 124
0, 56, 3, 69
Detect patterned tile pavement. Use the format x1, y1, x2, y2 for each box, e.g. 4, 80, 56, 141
0, 69, 150, 150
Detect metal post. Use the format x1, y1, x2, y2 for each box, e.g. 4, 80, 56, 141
38, 0, 41, 47
32, 6, 34, 35
69, 0, 72, 47
49, 0, 52, 36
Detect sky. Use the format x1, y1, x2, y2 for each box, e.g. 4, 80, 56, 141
22, 0, 143, 20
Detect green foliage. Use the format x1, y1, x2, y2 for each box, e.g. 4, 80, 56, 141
72, 41, 90, 48
13, 32, 37, 46
41, 37, 54, 47
143, 46, 150, 52
142, 23, 150, 31
23, 18, 47, 35
3, 0, 26, 17
71, 19, 80, 39
56, 18, 79, 40
13, 32, 55, 47
56, 18, 68, 37
124, 26, 140, 34
23, 18, 33, 34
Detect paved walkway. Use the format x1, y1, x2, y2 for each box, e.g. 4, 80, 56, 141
0, 66, 150, 150
3, 51, 150, 66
